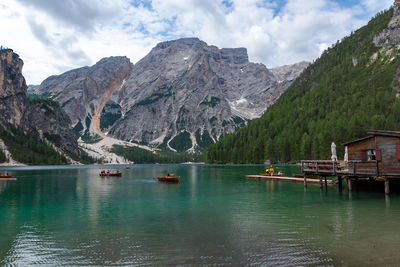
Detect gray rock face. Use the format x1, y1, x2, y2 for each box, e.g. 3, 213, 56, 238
0, 49, 28, 126
0, 49, 79, 156
374, 0, 400, 47
33, 38, 308, 152
36, 56, 133, 135
270, 61, 310, 82
109, 38, 307, 151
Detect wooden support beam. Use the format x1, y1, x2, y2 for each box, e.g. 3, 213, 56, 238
304, 176, 307, 187
384, 177, 390, 195
324, 176, 328, 188
347, 177, 352, 191
319, 176, 323, 189
338, 176, 343, 192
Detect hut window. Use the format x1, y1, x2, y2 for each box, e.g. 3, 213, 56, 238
366, 149, 376, 161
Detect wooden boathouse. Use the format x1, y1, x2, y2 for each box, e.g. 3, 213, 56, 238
301, 130, 400, 194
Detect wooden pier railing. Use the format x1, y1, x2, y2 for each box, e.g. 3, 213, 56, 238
301, 160, 378, 177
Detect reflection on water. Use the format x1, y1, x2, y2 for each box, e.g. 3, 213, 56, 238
0, 164, 400, 265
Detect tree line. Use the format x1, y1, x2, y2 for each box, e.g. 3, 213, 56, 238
205, 9, 399, 164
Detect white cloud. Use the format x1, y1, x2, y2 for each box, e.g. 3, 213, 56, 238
0, 0, 394, 84
362, 0, 393, 13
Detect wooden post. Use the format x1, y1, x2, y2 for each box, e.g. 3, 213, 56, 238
384, 177, 390, 195
347, 177, 352, 191
385, 194, 390, 208
304, 175, 307, 187
338, 176, 343, 192
333, 161, 336, 175
324, 176, 328, 188
319, 176, 323, 189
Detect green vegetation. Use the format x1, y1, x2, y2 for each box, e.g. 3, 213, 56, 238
0, 149, 6, 163
66, 149, 97, 164
0, 124, 68, 165
43, 132, 62, 147
100, 103, 122, 131
73, 120, 84, 138
134, 85, 173, 106
81, 132, 103, 144
169, 131, 192, 152
205, 9, 400, 164
195, 129, 214, 150
0, 45, 12, 54
100, 112, 121, 130
111, 145, 203, 163
200, 97, 221, 107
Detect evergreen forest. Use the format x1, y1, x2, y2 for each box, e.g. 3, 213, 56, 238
205, 9, 400, 164
112, 145, 203, 163
0, 125, 68, 165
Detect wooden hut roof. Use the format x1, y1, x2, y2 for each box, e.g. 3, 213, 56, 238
343, 130, 400, 146
366, 130, 400, 137
343, 135, 374, 146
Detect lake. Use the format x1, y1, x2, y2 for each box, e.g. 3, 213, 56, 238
0, 164, 399, 266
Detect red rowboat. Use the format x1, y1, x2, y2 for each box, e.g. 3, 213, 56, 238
154, 176, 180, 182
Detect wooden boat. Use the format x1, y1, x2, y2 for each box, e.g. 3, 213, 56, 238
0, 174, 12, 178
154, 176, 180, 182
99, 170, 122, 177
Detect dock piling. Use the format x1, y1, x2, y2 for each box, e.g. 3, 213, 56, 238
346, 177, 352, 191
384, 178, 390, 195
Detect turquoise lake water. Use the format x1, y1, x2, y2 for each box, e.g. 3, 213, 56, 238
0, 164, 400, 266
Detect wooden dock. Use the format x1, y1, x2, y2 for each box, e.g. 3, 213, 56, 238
245, 175, 333, 184
0, 178, 17, 181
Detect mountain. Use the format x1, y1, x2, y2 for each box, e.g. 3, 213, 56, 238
205, 5, 400, 163
0, 48, 83, 165
33, 38, 308, 152
30, 56, 133, 140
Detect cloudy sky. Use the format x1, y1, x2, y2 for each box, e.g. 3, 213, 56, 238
0, 0, 393, 84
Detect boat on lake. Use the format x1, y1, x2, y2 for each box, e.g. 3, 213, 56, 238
99, 170, 122, 177
154, 173, 180, 182
0, 173, 12, 178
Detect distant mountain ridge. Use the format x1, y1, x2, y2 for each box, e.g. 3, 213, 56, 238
205, 5, 400, 163
31, 38, 308, 152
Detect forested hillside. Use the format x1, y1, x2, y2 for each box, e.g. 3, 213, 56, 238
205, 9, 400, 163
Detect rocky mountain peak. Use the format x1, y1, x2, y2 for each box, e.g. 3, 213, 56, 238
0, 49, 80, 157
32, 38, 308, 152
395, 0, 400, 15
108, 38, 306, 151
374, 0, 400, 47
0, 49, 27, 125
35, 56, 133, 137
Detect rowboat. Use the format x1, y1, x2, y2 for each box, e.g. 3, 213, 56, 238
99, 170, 122, 177
0, 174, 12, 178
154, 176, 180, 182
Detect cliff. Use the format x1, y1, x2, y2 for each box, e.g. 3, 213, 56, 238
0, 49, 80, 163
